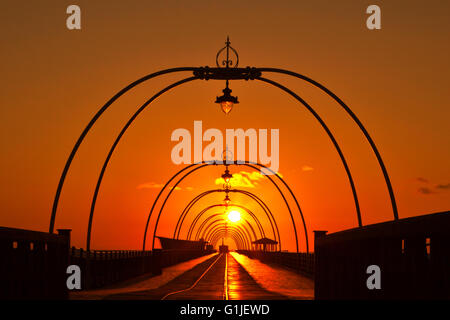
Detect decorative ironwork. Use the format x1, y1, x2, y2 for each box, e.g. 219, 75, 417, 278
216, 36, 239, 68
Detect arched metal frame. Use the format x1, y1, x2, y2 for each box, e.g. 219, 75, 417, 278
202, 219, 254, 244
209, 227, 247, 249
202, 220, 254, 248
190, 211, 259, 241
49, 67, 199, 234
175, 188, 279, 247
211, 234, 242, 250
210, 231, 246, 250
210, 229, 245, 250
179, 203, 265, 243
210, 228, 249, 250
191, 213, 258, 243
49, 64, 398, 253
174, 189, 271, 239
149, 161, 304, 252
208, 226, 250, 250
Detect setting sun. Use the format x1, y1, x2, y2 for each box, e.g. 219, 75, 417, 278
228, 210, 241, 223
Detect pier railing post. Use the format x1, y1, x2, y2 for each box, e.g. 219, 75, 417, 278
314, 230, 327, 300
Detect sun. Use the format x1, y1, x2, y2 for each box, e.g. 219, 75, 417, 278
228, 210, 241, 223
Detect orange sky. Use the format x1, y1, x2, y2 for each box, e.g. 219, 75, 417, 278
1, 1, 449, 251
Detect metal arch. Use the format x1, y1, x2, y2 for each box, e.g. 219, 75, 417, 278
49, 67, 198, 234
191, 208, 260, 243
150, 163, 210, 250
192, 205, 265, 240
142, 162, 206, 251
174, 189, 265, 240
53, 62, 393, 252
202, 219, 255, 246
209, 228, 247, 249
177, 203, 265, 242
193, 214, 257, 243
211, 233, 242, 250
258, 67, 398, 221
210, 229, 245, 248
86, 76, 199, 250
208, 226, 250, 250
182, 189, 277, 242
204, 224, 253, 253
148, 161, 304, 252
176, 188, 279, 247
184, 189, 261, 238
167, 162, 303, 252
210, 228, 249, 250
256, 76, 362, 227
210, 230, 244, 250
243, 162, 302, 252
191, 213, 258, 244
210, 230, 245, 250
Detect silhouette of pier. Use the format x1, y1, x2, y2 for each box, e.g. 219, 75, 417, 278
1, 211, 449, 300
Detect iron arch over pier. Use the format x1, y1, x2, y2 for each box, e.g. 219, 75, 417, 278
191, 213, 258, 243
173, 188, 279, 248
49, 39, 398, 253
147, 161, 304, 252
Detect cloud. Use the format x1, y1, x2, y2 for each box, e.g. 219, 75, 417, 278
436, 183, 450, 190
136, 182, 182, 191
214, 170, 282, 188
301, 165, 314, 172
417, 187, 436, 195
415, 177, 450, 195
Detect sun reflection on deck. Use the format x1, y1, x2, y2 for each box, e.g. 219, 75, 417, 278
231, 252, 314, 299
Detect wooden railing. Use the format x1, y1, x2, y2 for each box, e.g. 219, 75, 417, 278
314, 211, 450, 299
70, 247, 215, 290
0, 227, 70, 299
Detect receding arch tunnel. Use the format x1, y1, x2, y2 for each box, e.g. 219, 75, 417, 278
202, 220, 255, 247
190, 213, 258, 244
48, 66, 399, 254
176, 189, 279, 246
208, 227, 250, 250
147, 161, 307, 252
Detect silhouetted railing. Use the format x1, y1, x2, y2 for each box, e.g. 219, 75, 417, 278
70, 247, 215, 290
314, 211, 450, 299
0, 227, 70, 299
236, 250, 314, 278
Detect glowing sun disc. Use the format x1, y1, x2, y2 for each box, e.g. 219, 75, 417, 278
228, 210, 241, 222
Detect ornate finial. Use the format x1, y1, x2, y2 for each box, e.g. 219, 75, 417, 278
216, 36, 239, 68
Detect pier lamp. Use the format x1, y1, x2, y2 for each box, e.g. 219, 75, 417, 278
214, 36, 239, 114
215, 80, 239, 114
221, 166, 233, 184
223, 194, 231, 206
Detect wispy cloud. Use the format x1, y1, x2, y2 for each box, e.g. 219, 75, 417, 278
436, 183, 450, 190
417, 187, 436, 195
215, 170, 283, 188
415, 177, 450, 195
301, 165, 314, 172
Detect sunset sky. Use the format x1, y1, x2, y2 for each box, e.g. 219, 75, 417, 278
1, 1, 449, 251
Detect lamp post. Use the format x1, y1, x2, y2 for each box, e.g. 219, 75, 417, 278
214, 37, 239, 114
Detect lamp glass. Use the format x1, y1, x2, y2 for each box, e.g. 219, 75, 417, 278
221, 101, 233, 114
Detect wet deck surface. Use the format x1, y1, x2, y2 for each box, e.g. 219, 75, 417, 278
70, 253, 218, 300
101, 253, 287, 300
227, 253, 286, 300
71, 252, 311, 300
